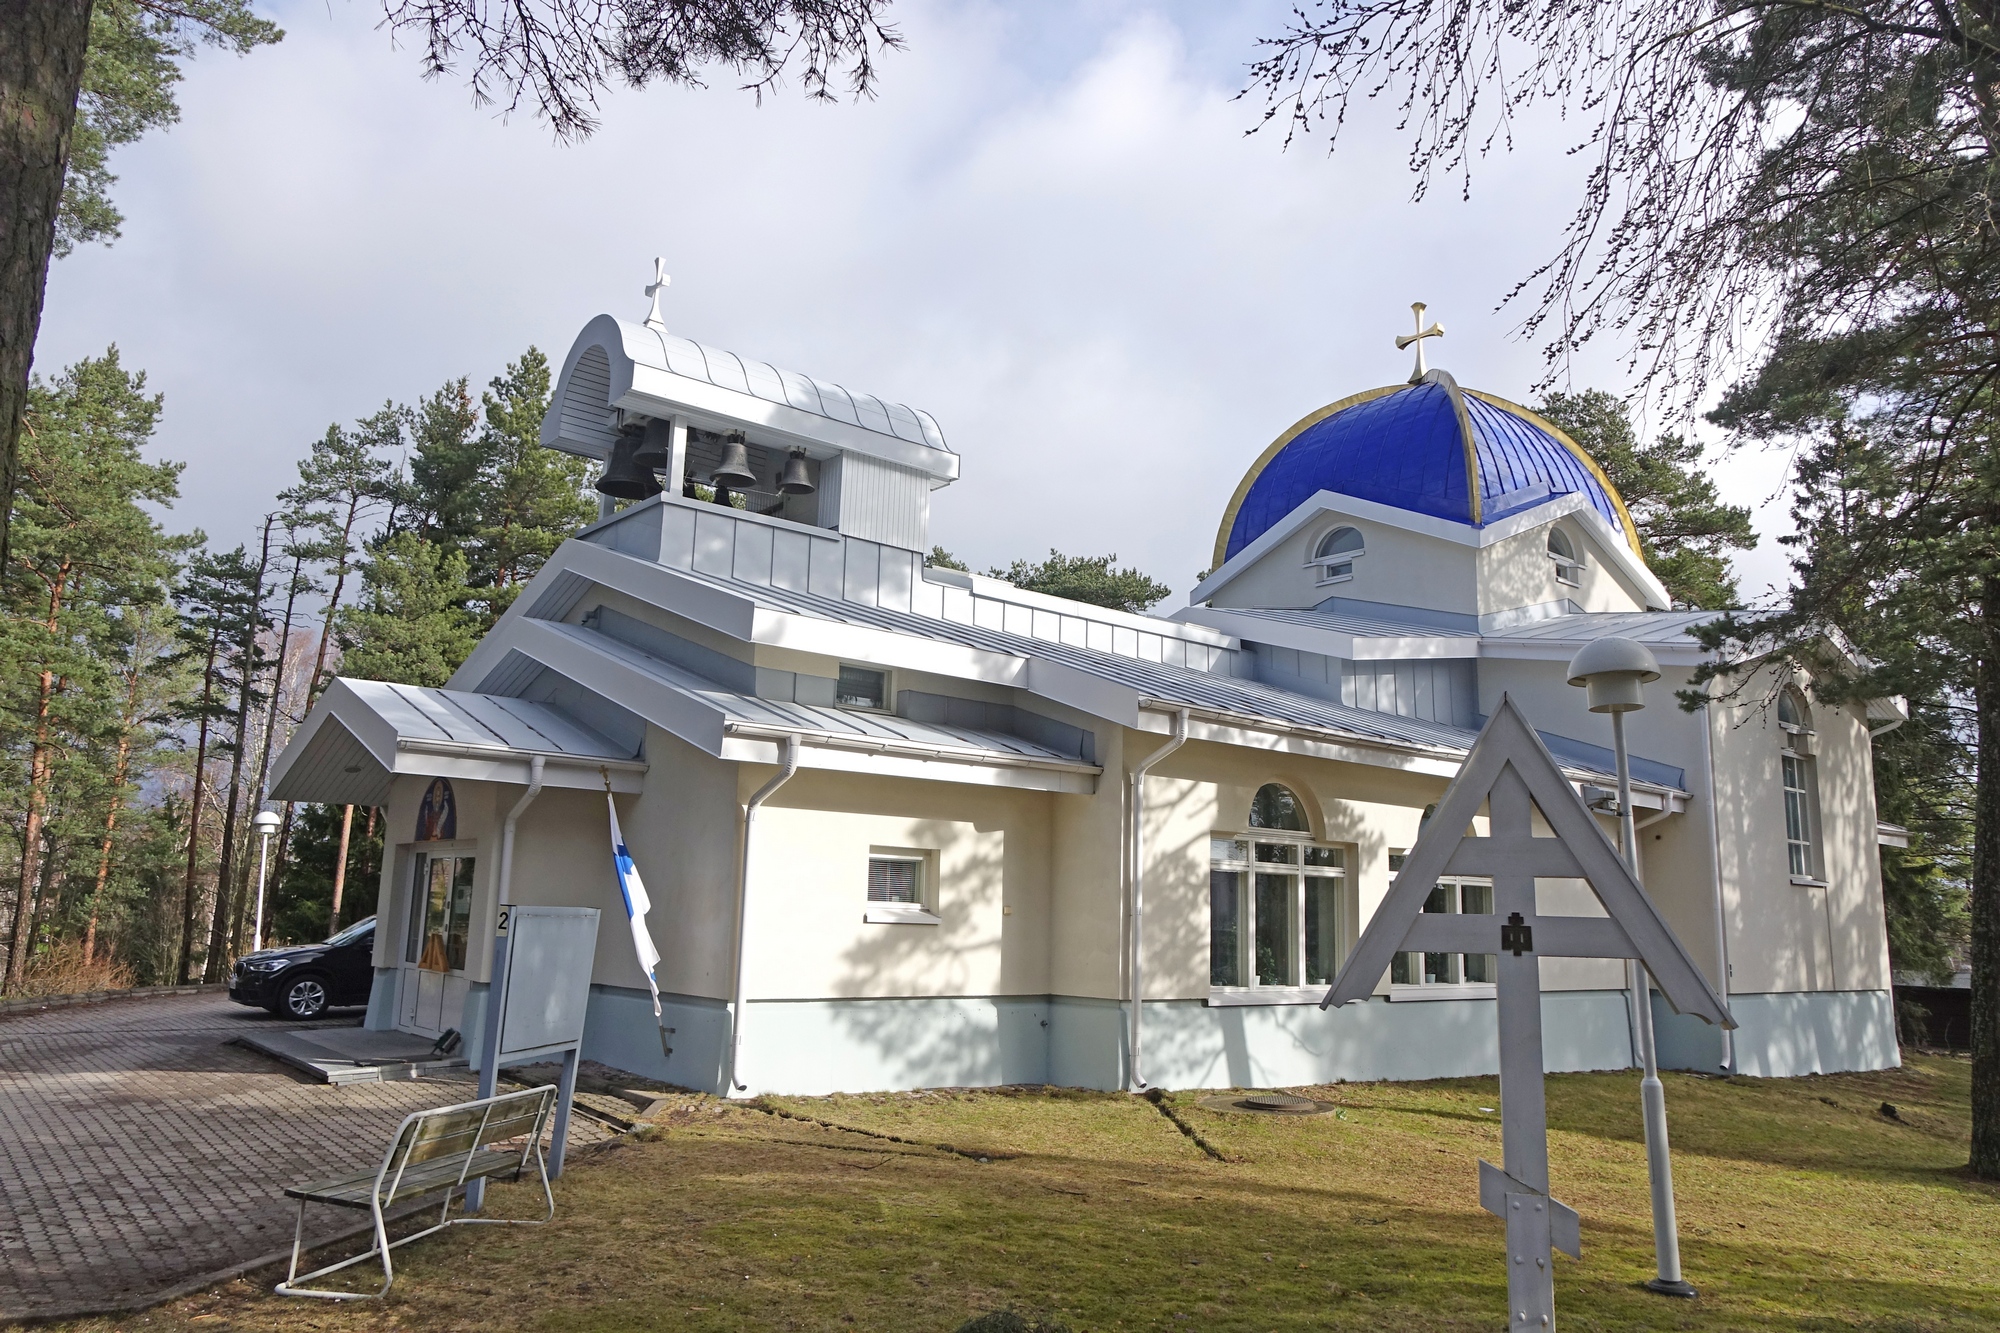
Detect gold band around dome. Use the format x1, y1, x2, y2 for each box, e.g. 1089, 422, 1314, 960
1461, 389, 1644, 558
1210, 385, 1643, 571
1210, 386, 1401, 570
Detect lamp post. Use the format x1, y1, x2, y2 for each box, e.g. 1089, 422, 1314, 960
1566, 636, 1697, 1299
250, 808, 282, 953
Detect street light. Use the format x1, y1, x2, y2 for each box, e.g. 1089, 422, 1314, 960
250, 808, 283, 953
1566, 637, 1697, 1299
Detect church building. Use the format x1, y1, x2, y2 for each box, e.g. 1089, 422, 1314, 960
269, 294, 1908, 1093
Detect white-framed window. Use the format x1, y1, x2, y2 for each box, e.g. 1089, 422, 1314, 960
837, 664, 890, 711
1308, 526, 1365, 584
1547, 527, 1583, 586
1390, 876, 1496, 992
1777, 688, 1822, 881
864, 848, 939, 924
1209, 783, 1352, 1001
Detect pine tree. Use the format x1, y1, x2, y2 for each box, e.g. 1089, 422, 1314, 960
168, 545, 262, 983
987, 551, 1172, 615
469, 348, 594, 621
0, 349, 182, 994
1538, 390, 1756, 609
337, 533, 479, 689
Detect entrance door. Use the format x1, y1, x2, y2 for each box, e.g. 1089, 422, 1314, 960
398, 851, 477, 1037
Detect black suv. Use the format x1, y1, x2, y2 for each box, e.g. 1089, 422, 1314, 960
229, 917, 377, 1020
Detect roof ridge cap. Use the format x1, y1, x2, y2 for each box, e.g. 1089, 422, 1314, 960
1421, 369, 1481, 524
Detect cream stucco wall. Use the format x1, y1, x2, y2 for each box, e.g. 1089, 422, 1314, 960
1209, 513, 1478, 613
1132, 740, 1627, 1004
744, 769, 1055, 1000
373, 776, 507, 980
1475, 658, 1724, 996
1475, 518, 1649, 616
1709, 668, 1890, 996
1050, 723, 1129, 1000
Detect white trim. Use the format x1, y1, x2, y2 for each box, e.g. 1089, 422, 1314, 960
1205, 986, 1336, 1007
863, 907, 941, 925
1175, 605, 1480, 661
546, 314, 959, 481
1387, 983, 1497, 1003
1191, 489, 1670, 611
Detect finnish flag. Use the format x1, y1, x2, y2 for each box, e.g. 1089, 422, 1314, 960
607, 792, 662, 1015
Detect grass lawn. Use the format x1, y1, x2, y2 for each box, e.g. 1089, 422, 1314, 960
49, 1055, 2000, 1332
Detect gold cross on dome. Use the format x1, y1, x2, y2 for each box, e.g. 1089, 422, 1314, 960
1395, 302, 1445, 383
643, 258, 670, 330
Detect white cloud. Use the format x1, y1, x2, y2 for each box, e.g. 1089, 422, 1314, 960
35, 0, 1795, 603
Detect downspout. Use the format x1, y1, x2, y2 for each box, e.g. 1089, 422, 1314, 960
727, 734, 801, 1096
478, 754, 546, 1096
1699, 706, 1735, 1073
468, 755, 544, 1213
1128, 708, 1190, 1092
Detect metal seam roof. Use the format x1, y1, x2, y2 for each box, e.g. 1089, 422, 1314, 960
535, 622, 1090, 765
338, 679, 635, 758
1221, 375, 1635, 561
650, 327, 948, 451
620, 564, 1684, 786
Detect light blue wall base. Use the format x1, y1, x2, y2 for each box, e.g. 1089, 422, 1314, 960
1141, 991, 1635, 1090
364, 967, 398, 1031
1653, 989, 1898, 1078
557, 985, 1903, 1094
571, 986, 1645, 1094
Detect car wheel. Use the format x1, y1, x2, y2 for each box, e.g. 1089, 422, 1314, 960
281, 974, 330, 1020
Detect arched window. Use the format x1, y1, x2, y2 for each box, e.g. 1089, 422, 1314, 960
1249, 783, 1309, 831
1311, 526, 1365, 584
1777, 688, 1821, 879
1777, 689, 1808, 730
1212, 784, 1350, 991
1547, 527, 1582, 586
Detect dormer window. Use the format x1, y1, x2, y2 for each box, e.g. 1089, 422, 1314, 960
1310, 527, 1365, 584
1547, 527, 1583, 586
837, 665, 889, 711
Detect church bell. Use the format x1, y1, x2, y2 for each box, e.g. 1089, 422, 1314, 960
778, 448, 815, 495
711, 432, 757, 489
630, 419, 674, 473
595, 432, 663, 500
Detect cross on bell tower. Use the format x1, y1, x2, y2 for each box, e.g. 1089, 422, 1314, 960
643, 258, 670, 331
1395, 301, 1445, 383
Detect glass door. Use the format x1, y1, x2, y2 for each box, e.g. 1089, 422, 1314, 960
400, 851, 476, 1034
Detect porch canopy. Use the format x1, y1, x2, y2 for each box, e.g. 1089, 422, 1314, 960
270, 678, 646, 807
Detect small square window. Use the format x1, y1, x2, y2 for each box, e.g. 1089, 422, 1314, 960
867, 856, 922, 904
837, 664, 888, 710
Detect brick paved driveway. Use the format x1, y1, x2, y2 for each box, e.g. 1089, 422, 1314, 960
0, 991, 603, 1320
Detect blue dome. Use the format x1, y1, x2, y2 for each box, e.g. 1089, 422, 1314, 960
1216, 373, 1638, 565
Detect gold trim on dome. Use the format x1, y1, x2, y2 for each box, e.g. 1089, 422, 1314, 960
1462, 389, 1644, 558
1211, 386, 1403, 570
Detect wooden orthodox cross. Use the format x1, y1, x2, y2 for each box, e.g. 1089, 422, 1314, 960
1322, 696, 1731, 1330
1395, 301, 1445, 382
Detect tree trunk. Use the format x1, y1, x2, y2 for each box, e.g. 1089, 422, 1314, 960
83, 717, 136, 963
4, 564, 67, 994
177, 630, 221, 985
306, 495, 361, 703
328, 803, 353, 933
1972, 571, 2000, 1177
204, 520, 271, 981
0, 0, 94, 596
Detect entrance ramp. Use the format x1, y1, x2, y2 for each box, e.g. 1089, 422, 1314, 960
234, 1026, 468, 1085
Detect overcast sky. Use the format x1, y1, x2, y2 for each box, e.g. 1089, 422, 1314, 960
35, 0, 1799, 611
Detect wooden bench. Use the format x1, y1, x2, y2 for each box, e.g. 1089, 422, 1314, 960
275, 1084, 558, 1300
